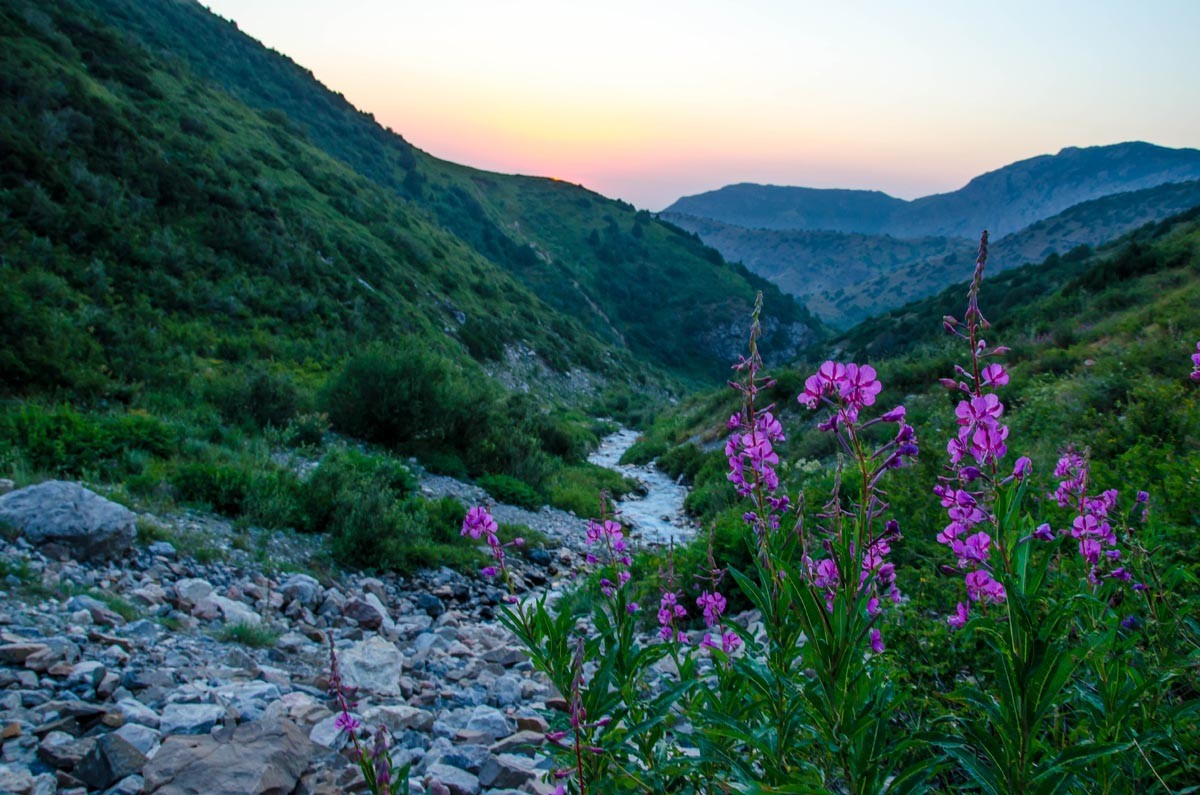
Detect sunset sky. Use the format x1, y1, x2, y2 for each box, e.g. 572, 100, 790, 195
202, 0, 1200, 210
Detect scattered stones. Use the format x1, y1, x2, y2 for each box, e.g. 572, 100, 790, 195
0, 481, 136, 560
0, 464, 671, 795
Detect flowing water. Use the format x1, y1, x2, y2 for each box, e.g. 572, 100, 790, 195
588, 428, 698, 547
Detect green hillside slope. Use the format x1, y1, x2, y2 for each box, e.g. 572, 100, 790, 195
80, 0, 823, 376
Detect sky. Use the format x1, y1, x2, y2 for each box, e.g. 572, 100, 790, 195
202, 0, 1200, 210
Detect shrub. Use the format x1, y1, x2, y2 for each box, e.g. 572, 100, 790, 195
322, 343, 478, 448
209, 368, 301, 430
477, 473, 542, 510
171, 459, 251, 515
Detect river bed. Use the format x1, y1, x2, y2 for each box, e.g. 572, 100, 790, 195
588, 428, 698, 547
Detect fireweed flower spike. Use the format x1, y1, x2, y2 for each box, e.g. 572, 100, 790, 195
796, 348, 913, 648
935, 231, 1016, 626
1192, 341, 1200, 381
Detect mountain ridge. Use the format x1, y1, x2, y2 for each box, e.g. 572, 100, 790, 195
666, 142, 1200, 239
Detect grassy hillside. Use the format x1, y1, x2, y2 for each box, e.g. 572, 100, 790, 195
824, 180, 1200, 328
0, 0, 643, 572
81, 0, 823, 377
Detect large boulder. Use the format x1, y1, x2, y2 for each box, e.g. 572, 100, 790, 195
337, 636, 404, 696
0, 480, 135, 560
143, 717, 316, 795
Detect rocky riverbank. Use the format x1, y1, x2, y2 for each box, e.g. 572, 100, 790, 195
0, 471, 610, 795
0, 429, 709, 795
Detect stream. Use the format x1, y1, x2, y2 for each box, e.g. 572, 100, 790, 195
588, 428, 698, 547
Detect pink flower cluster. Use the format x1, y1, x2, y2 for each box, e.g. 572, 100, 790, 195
657, 591, 688, 644
799, 361, 882, 426
1050, 452, 1127, 584
804, 521, 902, 643
1191, 341, 1200, 381
585, 517, 633, 597
938, 233, 1014, 629
697, 590, 741, 653
461, 506, 521, 579
725, 410, 785, 498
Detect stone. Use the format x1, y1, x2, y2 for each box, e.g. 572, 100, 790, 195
67, 660, 106, 689
307, 713, 354, 750
279, 574, 321, 608
338, 636, 404, 696
424, 763, 480, 795
143, 717, 315, 795
148, 541, 177, 558
214, 682, 281, 722
488, 730, 544, 756
113, 722, 161, 756
464, 706, 510, 742
343, 598, 384, 630
74, 732, 148, 789
416, 593, 445, 618
362, 704, 436, 734
38, 731, 95, 769
490, 674, 522, 707
0, 481, 136, 560
116, 698, 161, 728
0, 763, 35, 794
205, 595, 262, 627
67, 594, 125, 626
478, 754, 538, 789
174, 579, 214, 606
159, 703, 226, 736
0, 642, 49, 665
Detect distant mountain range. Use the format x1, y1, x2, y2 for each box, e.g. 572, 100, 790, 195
662, 145, 1200, 327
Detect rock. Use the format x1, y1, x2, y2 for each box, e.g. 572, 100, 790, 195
66, 594, 125, 627
362, 704, 436, 734
424, 763, 480, 795
143, 717, 315, 795
116, 698, 161, 728
74, 732, 148, 789
279, 574, 321, 609
338, 636, 404, 696
488, 730, 544, 756
38, 731, 95, 769
307, 713, 355, 750
478, 754, 538, 789
202, 595, 261, 627
114, 722, 161, 756
0, 481, 136, 560
0, 642, 50, 665
490, 674, 522, 707
67, 660, 106, 689
214, 682, 282, 722
416, 593, 445, 618
148, 541, 177, 558
464, 706, 510, 742
0, 478, 13, 495
0, 763, 35, 794
159, 703, 227, 736
343, 598, 384, 630
174, 579, 214, 607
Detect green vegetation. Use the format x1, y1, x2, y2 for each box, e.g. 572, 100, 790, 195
636, 210, 1200, 620
215, 622, 280, 648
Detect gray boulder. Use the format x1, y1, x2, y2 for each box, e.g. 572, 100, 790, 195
0, 480, 135, 560
338, 636, 404, 696
143, 717, 316, 795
